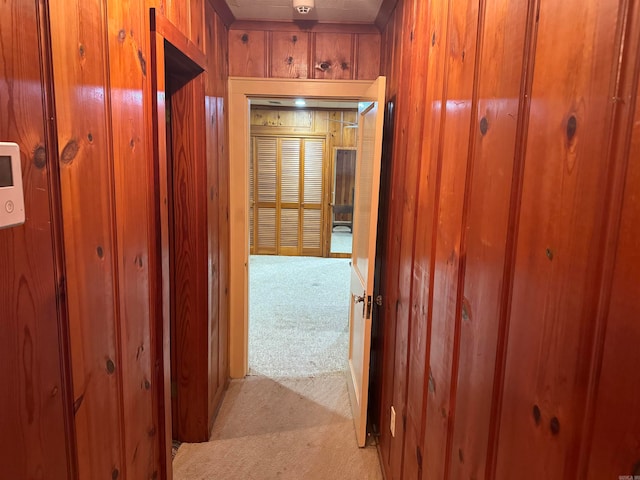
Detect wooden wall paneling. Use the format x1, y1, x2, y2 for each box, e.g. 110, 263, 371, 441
580, 2, 640, 477
421, 0, 480, 477
205, 95, 221, 421
495, 0, 625, 476
584, 46, 640, 479
355, 34, 382, 80
270, 31, 310, 79
191, 0, 205, 50
312, 33, 355, 80
448, 0, 529, 478
169, 72, 210, 442
399, 1, 437, 478
0, 0, 73, 477
49, 0, 125, 477
107, 1, 159, 477
216, 90, 230, 392
149, 23, 173, 479
228, 29, 267, 77
377, 5, 405, 478
379, 2, 417, 478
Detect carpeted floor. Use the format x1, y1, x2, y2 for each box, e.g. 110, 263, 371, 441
173, 255, 383, 480
248, 255, 351, 377
173, 374, 382, 479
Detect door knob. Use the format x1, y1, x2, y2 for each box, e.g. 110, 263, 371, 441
354, 294, 365, 303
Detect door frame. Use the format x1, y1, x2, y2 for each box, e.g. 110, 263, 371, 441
228, 77, 384, 378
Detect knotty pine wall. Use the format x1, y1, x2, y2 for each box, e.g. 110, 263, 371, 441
228, 22, 381, 80
1, 0, 229, 478
375, 0, 640, 479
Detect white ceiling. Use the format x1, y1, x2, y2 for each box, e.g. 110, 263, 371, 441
251, 97, 359, 109
225, 0, 384, 23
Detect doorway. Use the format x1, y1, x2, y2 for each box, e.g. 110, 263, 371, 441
228, 77, 386, 379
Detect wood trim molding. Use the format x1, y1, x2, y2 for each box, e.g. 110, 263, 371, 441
227, 76, 385, 378
230, 20, 380, 34
207, 0, 235, 27
375, 0, 400, 31
150, 8, 207, 71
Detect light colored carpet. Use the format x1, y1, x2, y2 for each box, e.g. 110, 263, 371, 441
331, 230, 353, 254
173, 374, 383, 479
248, 255, 351, 377
173, 255, 383, 479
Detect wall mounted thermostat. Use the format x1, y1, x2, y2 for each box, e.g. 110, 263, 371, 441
0, 142, 25, 229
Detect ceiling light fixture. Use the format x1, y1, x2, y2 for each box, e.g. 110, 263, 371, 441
293, 0, 314, 14
295, 99, 307, 107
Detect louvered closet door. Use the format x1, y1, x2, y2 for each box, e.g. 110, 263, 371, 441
253, 135, 326, 256
279, 138, 301, 255
254, 137, 277, 254
301, 138, 324, 256
249, 138, 254, 252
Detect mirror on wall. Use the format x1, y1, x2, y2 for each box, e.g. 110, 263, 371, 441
330, 147, 356, 256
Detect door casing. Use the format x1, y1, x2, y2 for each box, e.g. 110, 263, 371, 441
228, 77, 386, 378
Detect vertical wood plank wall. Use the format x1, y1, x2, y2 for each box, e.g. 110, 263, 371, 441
3, 0, 230, 478
228, 22, 381, 80
0, 1, 74, 477
376, 0, 640, 479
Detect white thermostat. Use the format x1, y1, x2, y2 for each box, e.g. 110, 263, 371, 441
0, 142, 25, 229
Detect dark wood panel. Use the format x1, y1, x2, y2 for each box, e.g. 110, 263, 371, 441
582, 3, 640, 477
355, 34, 381, 80
312, 33, 354, 80
496, 0, 624, 477
169, 72, 210, 442
376, 0, 401, 31
49, 0, 125, 476
0, 1, 73, 477
270, 31, 309, 79
448, 0, 528, 478
381, 3, 416, 479
229, 29, 267, 77
208, 0, 235, 27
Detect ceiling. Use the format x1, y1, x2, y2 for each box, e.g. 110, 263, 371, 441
224, 0, 384, 23
251, 97, 359, 109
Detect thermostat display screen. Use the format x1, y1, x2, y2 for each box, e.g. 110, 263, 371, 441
0, 155, 13, 187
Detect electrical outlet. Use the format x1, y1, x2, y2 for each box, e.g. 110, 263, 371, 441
390, 406, 396, 437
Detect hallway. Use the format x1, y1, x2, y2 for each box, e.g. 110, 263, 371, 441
173, 256, 383, 479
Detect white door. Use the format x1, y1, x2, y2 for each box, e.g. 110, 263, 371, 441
347, 76, 386, 447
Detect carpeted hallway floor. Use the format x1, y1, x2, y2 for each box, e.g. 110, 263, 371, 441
173, 255, 383, 480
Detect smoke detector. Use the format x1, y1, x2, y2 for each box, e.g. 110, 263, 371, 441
293, 0, 314, 14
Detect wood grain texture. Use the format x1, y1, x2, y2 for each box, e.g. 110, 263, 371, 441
377, 0, 640, 479
107, 0, 158, 477
355, 34, 381, 80
49, 0, 125, 477
449, 0, 528, 477
312, 33, 354, 80
228, 23, 380, 81
496, 0, 624, 477
168, 71, 210, 442
270, 31, 309, 79
0, 1, 73, 477
229, 29, 267, 77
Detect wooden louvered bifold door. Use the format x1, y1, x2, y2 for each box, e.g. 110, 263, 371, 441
252, 135, 325, 256
254, 137, 277, 254
301, 138, 324, 256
